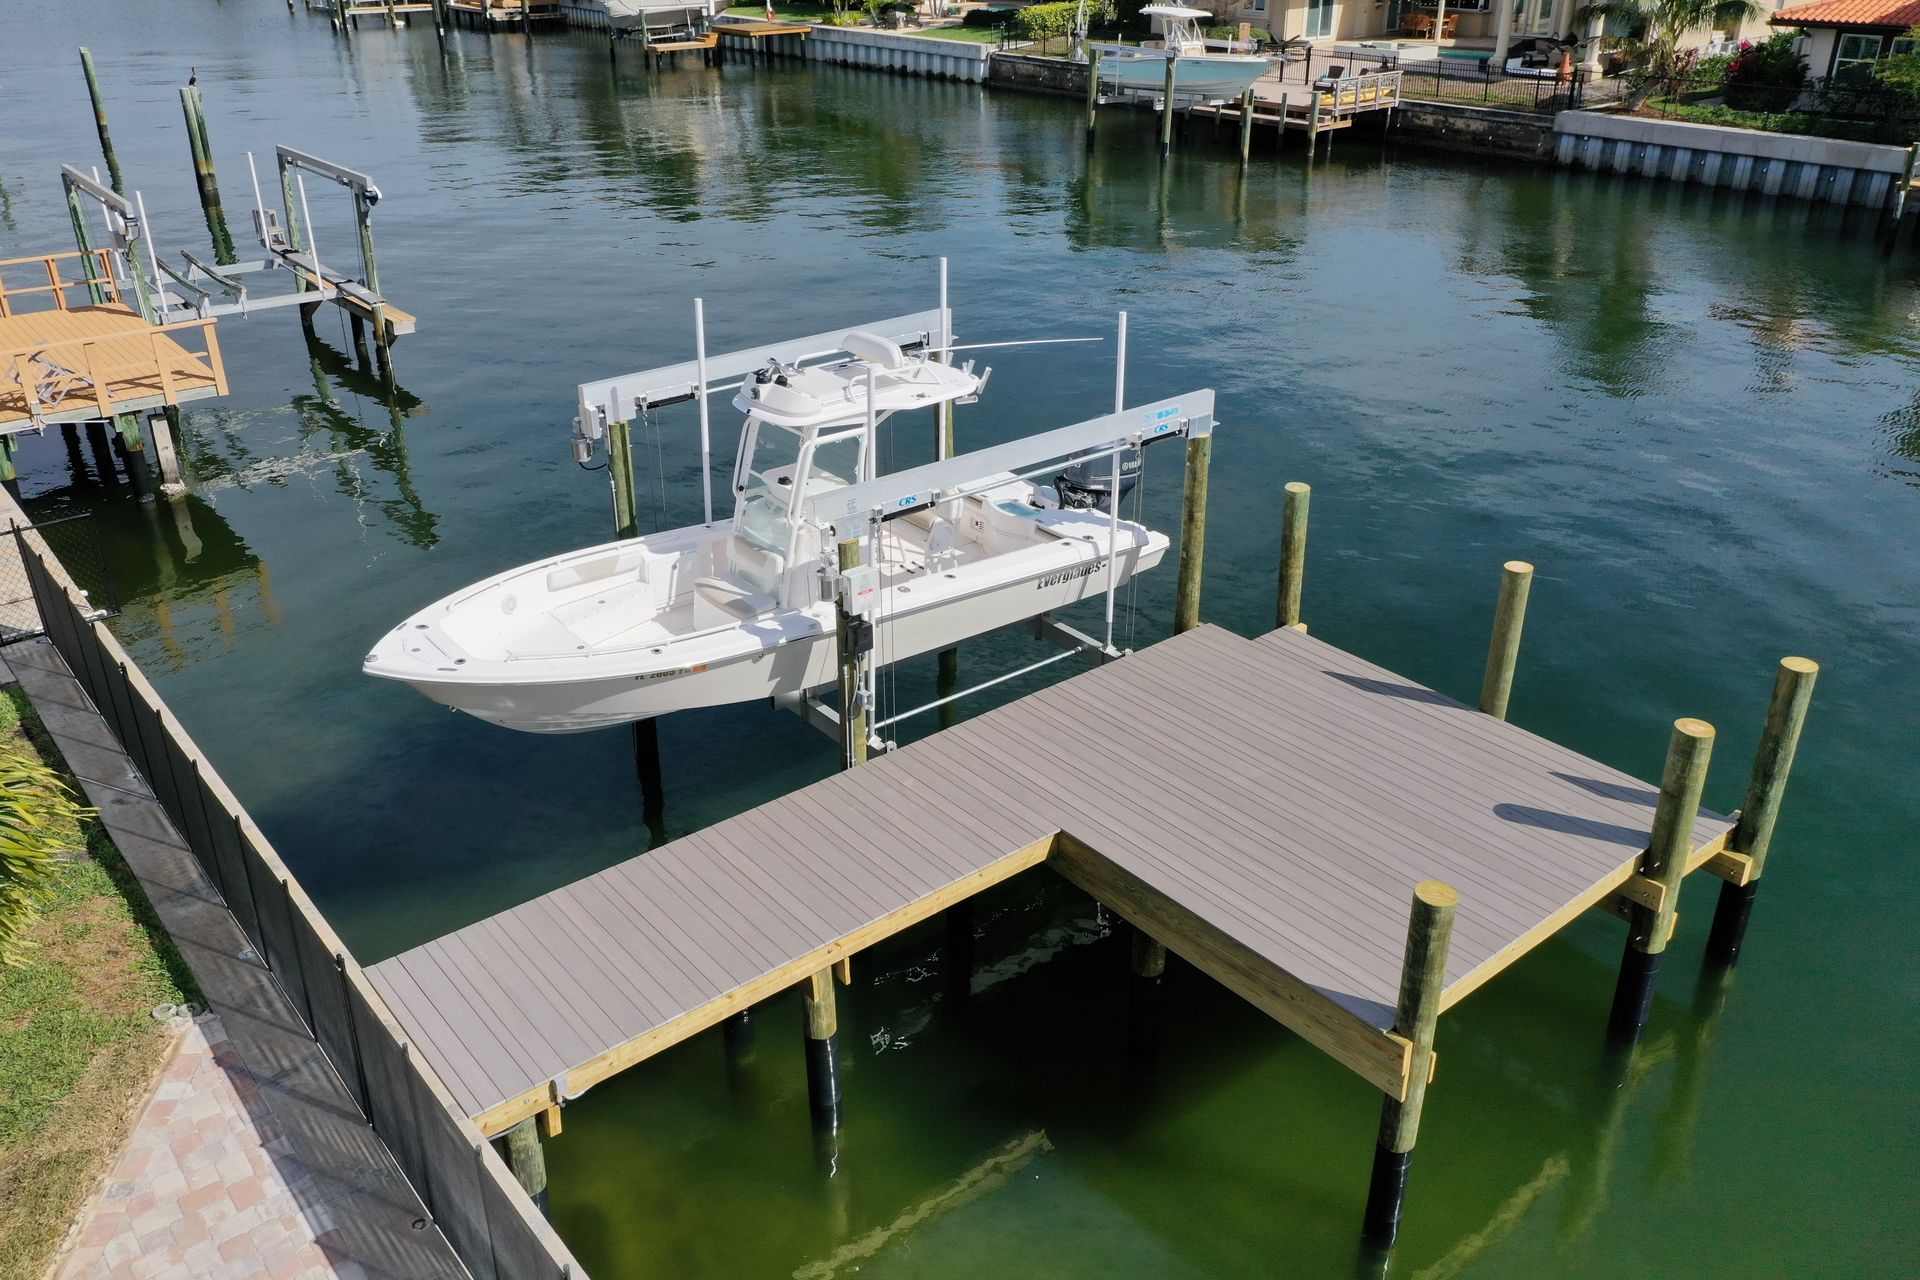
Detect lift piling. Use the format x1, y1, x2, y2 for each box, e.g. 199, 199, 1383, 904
1479, 560, 1534, 720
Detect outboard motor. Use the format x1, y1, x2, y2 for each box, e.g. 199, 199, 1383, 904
1054, 445, 1141, 512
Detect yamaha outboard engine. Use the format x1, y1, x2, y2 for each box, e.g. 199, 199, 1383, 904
1054, 445, 1141, 512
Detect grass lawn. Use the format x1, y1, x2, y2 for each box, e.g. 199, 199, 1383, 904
723, 3, 830, 18
0, 686, 198, 1280
916, 24, 1001, 41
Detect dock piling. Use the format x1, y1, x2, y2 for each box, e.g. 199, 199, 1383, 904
1127, 926, 1167, 1060
1607, 718, 1714, 1046
723, 1008, 756, 1063
147, 411, 187, 499
179, 86, 237, 265
944, 899, 974, 1006
1276, 481, 1309, 629
1174, 431, 1212, 634
1478, 560, 1534, 720
500, 1117, 550, 1216
1705, 657, 1818, 966
112, 413, 155, 502
800, 969, 841, 1129
0, 439, 18, 502
1085, 48, 1102, 150
1160, 59, 1178, 160
1238, 87, 1255, 169
1361, 879, 1457, 1249
78, 49, 125, 196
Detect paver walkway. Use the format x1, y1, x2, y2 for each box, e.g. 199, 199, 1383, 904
58, 1012, 365, 1280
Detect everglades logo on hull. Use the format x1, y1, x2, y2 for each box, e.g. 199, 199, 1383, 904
1038, 560, 1107, 590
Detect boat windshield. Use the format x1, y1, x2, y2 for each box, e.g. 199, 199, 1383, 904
737, 423, 804, 554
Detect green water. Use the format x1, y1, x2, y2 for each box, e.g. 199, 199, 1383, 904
6, 7, 1918, 1276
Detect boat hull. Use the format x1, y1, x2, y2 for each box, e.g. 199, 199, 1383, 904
390, 535, 1166, 732
1090, 49, 1272, 98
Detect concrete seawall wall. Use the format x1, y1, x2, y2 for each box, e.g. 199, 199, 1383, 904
1553, 110, 1912, 209
1391, 101, 1556, 162
714, 17, 993, 82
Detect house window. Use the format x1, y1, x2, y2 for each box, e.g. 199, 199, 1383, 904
1833, 32, 1888, 81
1251, 0, 1266, 11
1305, 0, 1334, 37
1892, 35, 1918, 55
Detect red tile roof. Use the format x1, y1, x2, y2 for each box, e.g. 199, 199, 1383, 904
1771, 0, 1920, 27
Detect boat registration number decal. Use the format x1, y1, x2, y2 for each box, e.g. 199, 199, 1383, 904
638, 663, 709, 682
1038, 560, 1106, 590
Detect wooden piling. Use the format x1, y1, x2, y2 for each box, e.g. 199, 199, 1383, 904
148, 411, 187, 499
1705, 658, 1817, 966
1606, 718, 1713, 1046
500, 1116, 550, 1215
1361, 879, 1457, 1248
78, 49, 125, 196
835, 537, 869, 769
944, 898, 974, 1005
1126, 925, 1168, 1060
0, 438, 18, 503
606, 419, 639, 541
937, 645, 959, 731
1173, 432, 1212, 634
179, 86, 236, 265
1478, 560, 1533, 721
112, 413, 154, 502
1160, 57, 1178, 160
1238, 87, 1255, 168
800, 968, 841, 1127
1085, 48, 1102, 150
1275, 481, 1309, 630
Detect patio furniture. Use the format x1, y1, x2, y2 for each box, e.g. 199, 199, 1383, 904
1401, 13, 1433, 35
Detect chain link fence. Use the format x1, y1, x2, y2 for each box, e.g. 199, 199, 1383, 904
2, 515, 119, 644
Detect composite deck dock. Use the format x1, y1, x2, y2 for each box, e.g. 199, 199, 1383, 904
368, 621, 1736, 1137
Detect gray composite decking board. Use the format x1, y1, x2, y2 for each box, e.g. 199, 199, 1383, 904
370, 622, 1735, 1121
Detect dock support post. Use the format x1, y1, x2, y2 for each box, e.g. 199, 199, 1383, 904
113, 413, 154, 502
944, 898, 974, 1005
148, 411, 187, 499
607, 418, 639, 540
936, 644, 960, 730
1085, 48, 1102, 150
1361, 880, 1458, 1249
1606, 718, 1714, 1047
1126, 926, 1167, 1060
1478, 560, 1533, 720
1275, 480, 1309, 629
723, 1007, 755, 1062
1173, 430, 1212, 634
277, 152, 317, 323
1705, 658, 1818, 967
1238, 87, 1255, 169
632, 718, 665, 837
86, 421, 120, 485
801, 969, 841, 1129
835, 536, 870, 769
1160, 57, 1178, 161
500, 1117, 550, 1216
0, 438, 18, 503
79, 49, 125, 196
179, 86, 236, 265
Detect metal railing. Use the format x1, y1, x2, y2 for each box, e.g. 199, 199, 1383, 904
15, 534, 586, 1280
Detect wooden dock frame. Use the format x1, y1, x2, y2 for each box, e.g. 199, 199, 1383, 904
1085, 66, 1400, 161
363, 472, 1817, 1254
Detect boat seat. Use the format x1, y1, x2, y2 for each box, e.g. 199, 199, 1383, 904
692, 576, 775, 629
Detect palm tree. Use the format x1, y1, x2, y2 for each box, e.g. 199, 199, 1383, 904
1577, 0, 1762, 108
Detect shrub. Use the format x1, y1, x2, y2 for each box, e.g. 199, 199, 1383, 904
1013, 0, 1078, 39
1721, 32, 1806, 110
1204, 22, 1269, 40
0, 739, 90, 966
962, 5, 1015, 26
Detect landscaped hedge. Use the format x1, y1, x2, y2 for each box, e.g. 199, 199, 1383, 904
1013, 1, 1078, 40
962, 5, 1015, 26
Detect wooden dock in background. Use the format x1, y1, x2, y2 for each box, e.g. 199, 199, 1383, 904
369, 621, 1736, 1134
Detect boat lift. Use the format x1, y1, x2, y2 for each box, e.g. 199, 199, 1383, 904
125, 146, 418, 366
569, 269, 1212, 761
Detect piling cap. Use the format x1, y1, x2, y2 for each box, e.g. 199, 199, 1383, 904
1674, 716, 1715, 741
1413, 880, 1459, 910
1503, 560, 1534, 575
1781, 656, 1819, 675
1284, 481, 1310, 495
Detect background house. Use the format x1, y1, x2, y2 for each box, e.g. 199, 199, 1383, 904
1770, 0, 1920, 81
